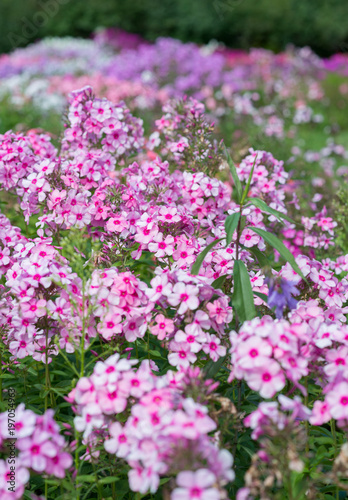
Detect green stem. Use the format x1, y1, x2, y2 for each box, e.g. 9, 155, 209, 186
75, 428, 80, 500
45, 331, 49, 411
304, 380, 309, 455
331, 419, 339, 500
80, 281, 87, 378
57, 347, 80, 377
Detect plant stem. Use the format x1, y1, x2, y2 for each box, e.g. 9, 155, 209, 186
80, 281, 87, 378
235, 203, 243, 261
331, 419, 339, 500
45, 331, 49, 411
75, 428, 80, 500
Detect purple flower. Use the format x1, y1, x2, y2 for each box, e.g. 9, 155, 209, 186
266, 277, 299, 319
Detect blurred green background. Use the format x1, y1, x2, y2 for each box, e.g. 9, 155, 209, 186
1, 0, 348, 55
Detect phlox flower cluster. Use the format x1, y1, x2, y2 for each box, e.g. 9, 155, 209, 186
229, 291, 348, 427
244, 395, 311, 440
87, 266, 232, 367
70, 354, 234, 497
0, 212, 95, 363
0, 403, 72, 499
229, 316, 309, 398
0, 85, 144, 226
149, 97, 223, 175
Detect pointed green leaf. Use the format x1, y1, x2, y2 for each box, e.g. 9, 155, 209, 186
211, 274, 228, 290
204, 356, 226, 378
248, 227, 307, 281
253, 291, 268, 302
225, 212, 240, 246
247, 246, 270, 268
99, 477, 120, 485
76, 476, 96, 484
241, 154, 258, 204
191, 238, 224, 275
246, 197, 295, 224
224, 146, 242, 203
232, 260, 256, 322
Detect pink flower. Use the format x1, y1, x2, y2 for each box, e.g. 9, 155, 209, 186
236, 337, 272, 369
240, 228, 260, 248
172, 469, 219, 500
206, 298, 232, 324
123, 316, 147, 342
148, 233, 175, 258
326, 382, 348, 420
146, 275, 172, 302
119, 366, 154, 398
128, 466, 160, 494
157, 207, 181, 223
310, 268, 335, 288
67, 205, 91, 228
74, 404, 104, 437
168, 342, 197, 368
0, 247, 10, 266
150, 314, 174, 340
167, 283, 199, 314
17, 431, 57, 472
202, 334, 226, 361
104, 422, 130, 457
90, 100, 112, 122
26, 265, 52, 289
0, 459, 29, 499
245, 360, 285, 398
11, 403, 36, 439
324, 346, 348, 379
309, 400, 331, 425
45, 452, 72, 479
21, 299, 47, 319
97, 313, 122, 340
174, 324, 205, 353
106, 214, 129, 233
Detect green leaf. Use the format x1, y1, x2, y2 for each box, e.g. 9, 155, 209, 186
148, 350, 162, 358
76, 475, 96, 484
204, 356, 226, 378
224, 146, 242, 203
99, 476, 120, 485
246, 245, 270, 268
211, 274, 228, 290
253, 291, 268, 302
191, 238, 224, 275
248, 227, 307, 281
232, 260, 256, 322
159, 477, 171, 486
241, 153, 258, 204
224, 212, 240, 246
246, 197, 295, 224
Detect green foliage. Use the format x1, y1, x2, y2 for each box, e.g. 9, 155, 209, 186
332, 183, 348, 254
225, 213, 240, 246
0, 95, 63, 137
248, 226, 307, 281
232, 260, 256, 322
1, 0, 348, 55
60, 228, 102, 279
191, 237, 224, 275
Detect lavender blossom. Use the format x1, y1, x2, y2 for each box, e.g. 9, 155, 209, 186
266, 277, 299, 319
